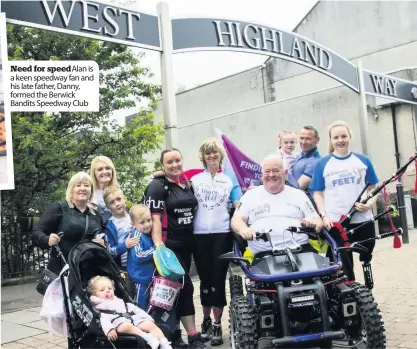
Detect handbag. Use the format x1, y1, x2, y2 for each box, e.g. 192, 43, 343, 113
36, 268, 59, 296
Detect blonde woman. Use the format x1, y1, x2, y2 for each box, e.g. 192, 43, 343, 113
191, 138, 242, 346
310, 121, 379, 280
32, 172, 105, 275
90, 156, 119, 222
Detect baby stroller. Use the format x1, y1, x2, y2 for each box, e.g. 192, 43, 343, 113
55, 237, 150, 348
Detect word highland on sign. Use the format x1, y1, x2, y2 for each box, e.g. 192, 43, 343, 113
172, 18, 359, 92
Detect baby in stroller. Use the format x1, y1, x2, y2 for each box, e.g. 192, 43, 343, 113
88, 275, 172, 349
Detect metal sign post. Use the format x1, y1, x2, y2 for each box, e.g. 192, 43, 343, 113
157, 2, 178, 148
357, 60, 370, 157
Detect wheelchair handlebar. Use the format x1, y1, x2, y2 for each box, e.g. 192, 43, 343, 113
255, 226, 318, 242
287, 226, 316, 234
255, 231, 270, 242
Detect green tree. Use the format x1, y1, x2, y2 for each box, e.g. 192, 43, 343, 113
2, 25, 164, 216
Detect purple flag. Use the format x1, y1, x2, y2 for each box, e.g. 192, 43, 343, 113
216, 130, 262, 191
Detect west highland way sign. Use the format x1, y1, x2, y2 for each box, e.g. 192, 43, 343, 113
1, 0, 417, 105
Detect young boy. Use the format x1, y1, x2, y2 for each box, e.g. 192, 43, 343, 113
127, 204, 156, 311
103, 186, 139, 297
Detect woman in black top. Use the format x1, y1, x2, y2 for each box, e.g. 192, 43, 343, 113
143, 148, 207, 349
32, 171, 105, 275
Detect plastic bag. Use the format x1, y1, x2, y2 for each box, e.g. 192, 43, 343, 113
39, 270, 67, 336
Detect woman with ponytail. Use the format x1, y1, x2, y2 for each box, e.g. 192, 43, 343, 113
310, 121, 379, 281
142, 148, 208, 349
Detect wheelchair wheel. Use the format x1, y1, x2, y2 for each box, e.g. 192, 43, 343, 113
348, 283, 386, 349
229, 296, 257, 349
229, 275, 243, 299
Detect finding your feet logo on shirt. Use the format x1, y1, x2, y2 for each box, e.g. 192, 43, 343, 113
330, 168, 366, 187
174, 207, 194, 225
194, 183, 228, 210
253, 203, 271, 217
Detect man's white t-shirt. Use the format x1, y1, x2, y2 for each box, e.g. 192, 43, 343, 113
234, 185, 319, 254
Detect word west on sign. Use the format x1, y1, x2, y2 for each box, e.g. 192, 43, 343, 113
370, 74, 397, 97
2, 0, 161, 50
213, 21, 332, 70
42, 0, 140, 39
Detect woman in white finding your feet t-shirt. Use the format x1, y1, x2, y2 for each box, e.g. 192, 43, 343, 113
191, 138, 242, 346
310, 121, 379, 281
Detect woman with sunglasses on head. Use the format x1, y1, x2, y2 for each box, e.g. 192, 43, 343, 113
191, 138, 241, 346
310, 121, 379, 281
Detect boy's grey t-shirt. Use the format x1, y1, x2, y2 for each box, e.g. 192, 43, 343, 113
110, 215, 131, 267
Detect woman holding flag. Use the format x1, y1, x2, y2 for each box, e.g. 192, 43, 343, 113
190, 137, 242, 346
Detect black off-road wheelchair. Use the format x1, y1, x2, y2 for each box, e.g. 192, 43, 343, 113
220, 154, 417, 349
220, 223, 400, 349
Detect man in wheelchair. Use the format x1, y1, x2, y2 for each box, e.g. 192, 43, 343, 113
226, 155, 386, 349
231, 154, 323, 257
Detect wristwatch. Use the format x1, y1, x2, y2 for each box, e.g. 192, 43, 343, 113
319, 213, 327, 218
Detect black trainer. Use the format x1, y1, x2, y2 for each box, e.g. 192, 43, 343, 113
211, 322, 223, 346
188, 333, 209, 349
172, 328, 188, 349
200, 317, 212, 342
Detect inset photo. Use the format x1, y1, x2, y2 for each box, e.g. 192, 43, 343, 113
0, 12, 14, 190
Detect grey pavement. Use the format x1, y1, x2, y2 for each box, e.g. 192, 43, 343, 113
1, 230, 417, 348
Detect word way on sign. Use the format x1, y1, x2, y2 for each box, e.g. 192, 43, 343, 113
9, 61, 99, 112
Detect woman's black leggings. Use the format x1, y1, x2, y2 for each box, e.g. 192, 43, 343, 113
165, 236, 196, 317
328, 222, 376, 280
193, 233, 233, 308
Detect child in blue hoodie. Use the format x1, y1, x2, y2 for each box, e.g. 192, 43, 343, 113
103, 186, 139, 269
127, 204, 156, 311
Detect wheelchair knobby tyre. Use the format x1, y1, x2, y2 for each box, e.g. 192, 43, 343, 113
348, 282, 386, 349
229, 275, 243, 299
229, 296, 257, 349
